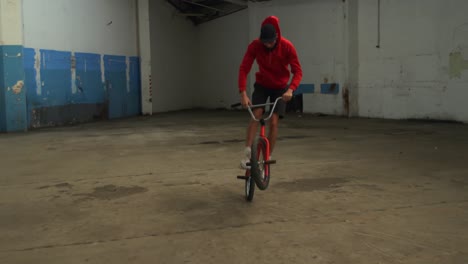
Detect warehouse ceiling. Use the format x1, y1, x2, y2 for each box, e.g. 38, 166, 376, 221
167, 0, 271, 25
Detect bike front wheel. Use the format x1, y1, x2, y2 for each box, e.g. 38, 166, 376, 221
250, 137, 270, 190
244, 170, 255, 201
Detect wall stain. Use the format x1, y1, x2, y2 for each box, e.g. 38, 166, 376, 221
449, 51, 468, 78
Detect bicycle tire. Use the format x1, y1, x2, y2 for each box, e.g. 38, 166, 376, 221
244, 170, 255, 201
250, 137, 270, 190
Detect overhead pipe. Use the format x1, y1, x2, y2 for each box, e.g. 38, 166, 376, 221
181, 0, 224, 12
222, 0, 248, 6
376, 0, 381, 48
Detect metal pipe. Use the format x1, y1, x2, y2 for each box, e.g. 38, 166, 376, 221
376, 0, 381, 48
181, 0, 224, 12
222, 0, 247, 6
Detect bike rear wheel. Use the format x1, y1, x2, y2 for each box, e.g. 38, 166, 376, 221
250, 137, 270, 190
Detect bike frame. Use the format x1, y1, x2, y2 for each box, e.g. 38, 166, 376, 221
234, 97, 282, 197
245, 97, 283, 167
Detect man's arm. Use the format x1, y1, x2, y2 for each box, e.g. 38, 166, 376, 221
281, 43, 303, 102
287, 44, 303, 91
238, 42, 256, 93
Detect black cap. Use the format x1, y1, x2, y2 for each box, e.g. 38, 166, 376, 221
260, 23, 276, 43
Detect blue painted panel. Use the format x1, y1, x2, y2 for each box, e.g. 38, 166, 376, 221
0, 45, 27, 132
128, 56, 141, 116
40, 49, 72, 107
0, 46, 5, 131
20, 47, 141, 128
23, 48, 38, 126
104, 55, 127, 72
104, 55, 127, 119
294, 84, 315, 95
321, 83, 340, 94
73, 52, 104, 104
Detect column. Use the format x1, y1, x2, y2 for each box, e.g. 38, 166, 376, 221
0, 0, 27, 132
138, 0, 153, 115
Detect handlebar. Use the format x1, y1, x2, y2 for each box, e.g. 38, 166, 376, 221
231, 97, 283, 122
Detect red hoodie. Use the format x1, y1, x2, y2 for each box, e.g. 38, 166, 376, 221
238, 16, 303, 93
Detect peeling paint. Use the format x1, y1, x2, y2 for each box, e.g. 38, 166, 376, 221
71, 52, 77, 94
126, 56, 130, 92
12, 80, 24, 94
101, 54, 105, 85
34, 48, 41, 95
4, 52, 22, 58
41, 50, 46, 68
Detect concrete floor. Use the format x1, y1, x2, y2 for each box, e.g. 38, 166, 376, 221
1, 110, 468, 264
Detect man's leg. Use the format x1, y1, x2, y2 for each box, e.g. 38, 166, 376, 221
245, 108, 264, 147
240, 108, 263, 169
267, 87, 287, 155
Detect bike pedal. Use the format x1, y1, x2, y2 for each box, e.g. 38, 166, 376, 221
237, 176, 249, 180
265, 160, 276, 165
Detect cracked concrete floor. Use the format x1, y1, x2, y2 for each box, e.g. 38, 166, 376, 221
1, 110, 468, 264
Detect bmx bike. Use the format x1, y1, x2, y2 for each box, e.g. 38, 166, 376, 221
232, 97, 282, 201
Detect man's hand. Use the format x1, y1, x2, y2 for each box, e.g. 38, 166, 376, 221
282, 88, 294, 102
240, 91, 252, 108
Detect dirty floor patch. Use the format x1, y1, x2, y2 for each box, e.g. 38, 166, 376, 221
74, 185, 148, 202
274, 177, 348, 192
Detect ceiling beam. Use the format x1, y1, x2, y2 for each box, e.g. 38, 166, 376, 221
176, 12, 205, 17
181, 0, 224, 12
222, 0, 248, 6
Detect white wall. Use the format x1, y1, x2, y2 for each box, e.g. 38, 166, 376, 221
150, 0, 197, 112
159, 0, 468, 122
227, 0, 468, 122
197, 10, 249, 109
196, 0, 346, 113
149, 0, 349, 114
23, 0, 138, 56
358, 0, 468, 122
0, 0, 23, 45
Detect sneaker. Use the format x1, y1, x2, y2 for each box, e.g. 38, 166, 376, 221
240, 147, 251, 170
